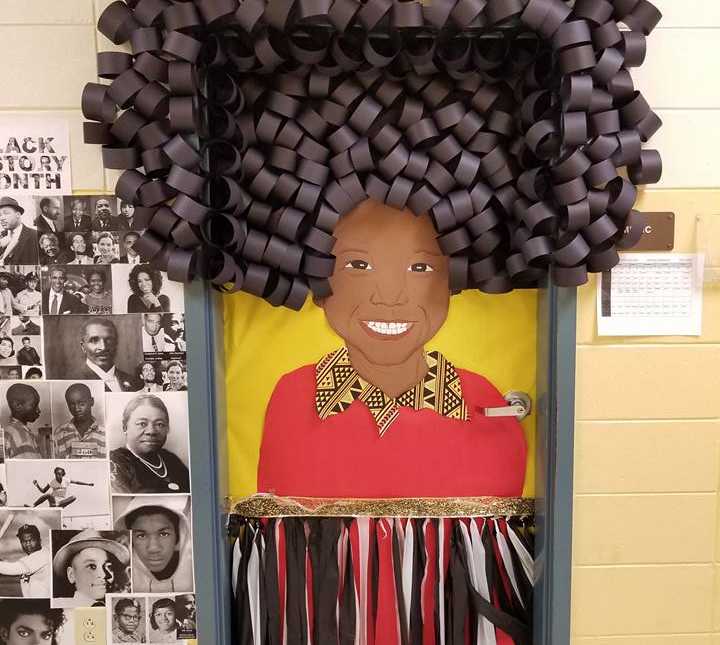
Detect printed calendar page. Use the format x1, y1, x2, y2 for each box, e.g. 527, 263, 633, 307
597, 253, 704, 336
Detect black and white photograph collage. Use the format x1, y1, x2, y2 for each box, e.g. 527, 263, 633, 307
0, 194, 196, 644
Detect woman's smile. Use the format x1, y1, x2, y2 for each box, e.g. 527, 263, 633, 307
362, 320, 414, 338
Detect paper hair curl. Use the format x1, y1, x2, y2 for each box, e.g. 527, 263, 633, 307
83, 0, 663, 309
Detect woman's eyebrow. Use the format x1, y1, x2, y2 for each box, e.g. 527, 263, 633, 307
413, 249, 444, 256
336, 247, 370, 254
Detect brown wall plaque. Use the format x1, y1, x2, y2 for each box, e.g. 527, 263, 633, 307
624, 211, 675, 251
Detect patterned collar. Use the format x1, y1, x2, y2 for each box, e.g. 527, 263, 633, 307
315, 347, 469, 436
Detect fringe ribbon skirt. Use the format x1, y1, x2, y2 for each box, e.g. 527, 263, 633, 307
231, 517, 534, 645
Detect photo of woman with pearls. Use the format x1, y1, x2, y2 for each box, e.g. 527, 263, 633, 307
108, 393, 190, 494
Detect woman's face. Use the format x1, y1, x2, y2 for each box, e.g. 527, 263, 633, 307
141, 364, 156, 381
71, 235, 86, 253
319, 200, 450, 368
26, 278, 38, 291
98, 236, 114, 257
88, 273, 104, 294
124, 402, 169, 456
117, 605, 141, 636
167, 366, 182, 385
137, 272, 153, 295
154, 605, 176, 633
0, 339, 13, 358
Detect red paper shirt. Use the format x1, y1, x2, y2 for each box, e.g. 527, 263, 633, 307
257, 364, 527, 498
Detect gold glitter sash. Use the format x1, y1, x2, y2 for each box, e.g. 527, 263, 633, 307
228, 494, 534, 518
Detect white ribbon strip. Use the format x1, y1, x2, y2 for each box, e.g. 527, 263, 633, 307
471, 519, 496, 645
232, 536, 242, 598
494, 520, 523, 609
506, 523, 534, 585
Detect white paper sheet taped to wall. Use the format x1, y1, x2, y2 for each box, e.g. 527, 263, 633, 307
597, 253, 704, 336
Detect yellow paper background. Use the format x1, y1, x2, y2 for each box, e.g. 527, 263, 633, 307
225, 289, 537, 498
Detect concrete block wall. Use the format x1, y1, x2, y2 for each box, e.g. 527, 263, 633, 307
0, 1, 110, 193
571, 1, 720, 642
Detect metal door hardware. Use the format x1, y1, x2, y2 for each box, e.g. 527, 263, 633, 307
482, 391, 532, 420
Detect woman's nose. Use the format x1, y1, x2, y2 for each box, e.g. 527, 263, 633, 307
369, 270, 409, 306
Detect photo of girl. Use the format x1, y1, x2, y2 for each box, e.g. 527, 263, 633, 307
0, 338, 16, 366
93, 232, 119, 265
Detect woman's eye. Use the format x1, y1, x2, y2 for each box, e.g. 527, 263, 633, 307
344, 260, 373, 271
408, 263, 434, 273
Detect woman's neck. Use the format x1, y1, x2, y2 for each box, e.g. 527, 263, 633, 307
347, 345, 428, 398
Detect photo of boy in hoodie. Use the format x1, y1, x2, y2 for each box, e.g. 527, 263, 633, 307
113, 495, 193, 593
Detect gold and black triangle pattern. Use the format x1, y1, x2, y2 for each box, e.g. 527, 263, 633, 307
315, 347, 469, 435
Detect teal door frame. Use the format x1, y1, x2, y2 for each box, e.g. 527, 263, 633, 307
184, 280, 576, 644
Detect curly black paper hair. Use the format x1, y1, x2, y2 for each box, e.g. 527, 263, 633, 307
84, 0, 662, 310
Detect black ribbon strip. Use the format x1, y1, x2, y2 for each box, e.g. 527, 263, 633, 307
230, 522, 254, 645
84, 0, 662, 307
309, 519, 342, 645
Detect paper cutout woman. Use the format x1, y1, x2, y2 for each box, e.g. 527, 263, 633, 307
258, 199, 527, 498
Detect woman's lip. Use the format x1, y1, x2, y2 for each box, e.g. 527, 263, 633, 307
361, 320, 414, 339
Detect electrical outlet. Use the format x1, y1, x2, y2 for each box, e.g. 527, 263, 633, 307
73, 607, 107, 645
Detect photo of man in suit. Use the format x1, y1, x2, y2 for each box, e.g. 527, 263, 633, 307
92, 198, 117, 231
12, 316, 41, 336
34, 198, 62, 234
119, 231, 143, 265
0, 197, 38, 265
41, 267, 87, 315
79, 318, 138, 391
64, 198, 92, 232
141, 313, 176, 354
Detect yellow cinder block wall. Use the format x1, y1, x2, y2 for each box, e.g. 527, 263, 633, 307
571, 2, 720, 642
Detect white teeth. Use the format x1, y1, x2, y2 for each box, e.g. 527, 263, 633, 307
365, 321, 412, 336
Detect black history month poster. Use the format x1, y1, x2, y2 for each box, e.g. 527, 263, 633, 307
0, 117, 71, 195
